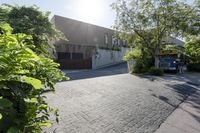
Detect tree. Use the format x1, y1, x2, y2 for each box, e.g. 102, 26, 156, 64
0, 4, 65, 58
0, 23, 68, 132
184, 37, 200, 71
185, 38, 200, 64
112, 0, 199, 68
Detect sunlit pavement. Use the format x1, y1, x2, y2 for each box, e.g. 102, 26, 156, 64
45, 63, 200, 133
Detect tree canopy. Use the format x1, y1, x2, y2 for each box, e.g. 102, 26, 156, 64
185, 38, 200, 64
112, 0, 199, 68
0, 4, 65, 57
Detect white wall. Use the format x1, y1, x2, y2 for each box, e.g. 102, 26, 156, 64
92, 47, 130, 69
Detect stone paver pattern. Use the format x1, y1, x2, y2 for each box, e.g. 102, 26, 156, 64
155, 84, 200, 133
45, 63, 197, 133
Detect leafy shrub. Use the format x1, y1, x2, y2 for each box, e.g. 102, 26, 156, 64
131, 60, 146, 73
185, 38, 200, 64
124, 48, 154, 74
123, 49, 142, 61
185, 38, 200, 72
0, 23, 68, 132
149, 67, 164, 76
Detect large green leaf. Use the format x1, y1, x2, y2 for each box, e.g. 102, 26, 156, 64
22, 76, 42, 90
0, 75, 42, 90
38, 122, 52, 127
0, 23, 13, 35
12, 70, 30, 74
24, 98, 38, 103
0, 113, 2, 120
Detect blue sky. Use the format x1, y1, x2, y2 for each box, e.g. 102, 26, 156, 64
0, 0, 116, 28
0, 0, 195, 29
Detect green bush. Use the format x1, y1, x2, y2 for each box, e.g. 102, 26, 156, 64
149, 67, 164, 76
131, 60, 147, 74
125, 48, 154, 74
0, 23, 68, 132
185, 38, 200, 64
123, 49, 142, 61
185, 38, 200, 72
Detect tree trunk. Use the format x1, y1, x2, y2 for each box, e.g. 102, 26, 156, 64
154, 47, 160, 68
154, 55, 159, 68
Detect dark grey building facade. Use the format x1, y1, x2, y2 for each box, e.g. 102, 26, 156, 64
52, 15, 123, 69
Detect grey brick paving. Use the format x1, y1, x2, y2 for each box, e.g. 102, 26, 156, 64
44, 63, 197, 133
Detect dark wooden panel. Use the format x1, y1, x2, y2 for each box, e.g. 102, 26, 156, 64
57, 59, 92, 69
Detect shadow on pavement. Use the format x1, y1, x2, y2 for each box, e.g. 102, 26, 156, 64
183, 90, 200, 123
141, 72, 200, 87
163, 74, 200, 86
167, 83, 197, 97
64, 63, 128, 80
152, 94, 177, 108
152, 83, 200, 124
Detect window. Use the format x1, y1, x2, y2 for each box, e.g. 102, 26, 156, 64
57, 52, 70, 60
72, 53, 83, 60
104, 33, 108, 45
112, 35, 115, 47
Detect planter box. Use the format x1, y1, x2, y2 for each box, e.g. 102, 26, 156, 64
127, 59, 136, 72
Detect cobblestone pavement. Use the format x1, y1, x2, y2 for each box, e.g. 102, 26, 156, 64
45, 63, 197, 133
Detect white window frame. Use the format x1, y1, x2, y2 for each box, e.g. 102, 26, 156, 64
104, 33, 108, 45
112, 35, 115, 47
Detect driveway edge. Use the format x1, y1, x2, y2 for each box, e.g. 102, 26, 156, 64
155, 84, 200, 133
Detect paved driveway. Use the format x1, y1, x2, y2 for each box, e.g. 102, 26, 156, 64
45, 63, 198, 133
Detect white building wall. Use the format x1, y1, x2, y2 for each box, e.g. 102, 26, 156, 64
92, 47, 130, 69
